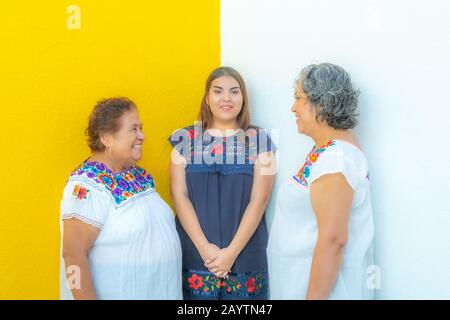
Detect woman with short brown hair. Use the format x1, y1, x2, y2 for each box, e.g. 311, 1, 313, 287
61, 97, 182, 299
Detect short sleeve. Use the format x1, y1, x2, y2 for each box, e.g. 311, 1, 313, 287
306, 151, 361, 190
256, 128, 277, 154
168, 127, 194, 159
60, 181, 111, 229
168, 130, 183, 148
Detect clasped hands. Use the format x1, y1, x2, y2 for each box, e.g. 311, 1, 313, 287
200, 242, 238, 279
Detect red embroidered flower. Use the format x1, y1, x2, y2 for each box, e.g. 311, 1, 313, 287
78, 187, 89, 200
227, 287, 232, 293
72, 185, 89, 200
188, 274, 203, 290
188, 129, 198, 140
203, 287, 209, 293
211, 144, 224, 156
246, 277, 256, 293
236, 282, 241, 289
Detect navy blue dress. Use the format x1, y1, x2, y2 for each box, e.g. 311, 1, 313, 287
168, 124, 276, 300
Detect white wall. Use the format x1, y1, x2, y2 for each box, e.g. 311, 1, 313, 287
221, 0, 450, 299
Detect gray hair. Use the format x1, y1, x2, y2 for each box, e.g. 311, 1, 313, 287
296, 63, 360, 130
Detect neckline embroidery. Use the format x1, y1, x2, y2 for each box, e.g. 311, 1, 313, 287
175, 126, 263, 164
70, 161, 156, 205
293, 140, 336, 187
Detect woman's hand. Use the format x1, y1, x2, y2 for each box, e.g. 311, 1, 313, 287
199, 242, 221, 265
204, 247, 238, 278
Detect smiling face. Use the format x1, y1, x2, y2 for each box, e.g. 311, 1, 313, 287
291, 85, 317, 136
206, 76, 243, 127
101, 107, 144, 169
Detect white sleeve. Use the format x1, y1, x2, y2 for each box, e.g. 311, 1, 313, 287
60, 180, 111, 229
306, 151, 361, 190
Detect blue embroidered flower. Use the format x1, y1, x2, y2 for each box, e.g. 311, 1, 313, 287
98, 174, 114, 187
303, 166, 310, 178
293, 140, 336, 187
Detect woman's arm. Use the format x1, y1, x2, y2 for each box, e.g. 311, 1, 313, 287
206, 152, 276, 277
62, 218, 100, 300
306, 173, 353, 299
169, 149, 220, 264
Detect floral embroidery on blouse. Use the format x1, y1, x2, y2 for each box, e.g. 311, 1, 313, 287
70, 161, 156, 205
183, 269, 267, 298
293, 140, 336, 187
72, 184, 90, 200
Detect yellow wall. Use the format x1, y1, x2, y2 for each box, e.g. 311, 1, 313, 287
0, 1, 220, 299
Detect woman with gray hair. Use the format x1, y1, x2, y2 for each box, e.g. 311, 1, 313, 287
267, 63, 375, 299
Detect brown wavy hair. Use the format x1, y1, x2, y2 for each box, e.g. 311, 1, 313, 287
86, 97, 136, 152
199, 66, 251, 130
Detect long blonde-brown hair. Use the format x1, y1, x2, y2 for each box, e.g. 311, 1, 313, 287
199, 66, 251, 130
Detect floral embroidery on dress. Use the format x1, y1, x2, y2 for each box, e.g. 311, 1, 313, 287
70, 161, 156, 205
183, 270, 267, 298
72, 184, 90, 200
293, 140, 336, 187
187, 128, 199, 140
170, 126, 272, 166
211, 143, 224, 156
